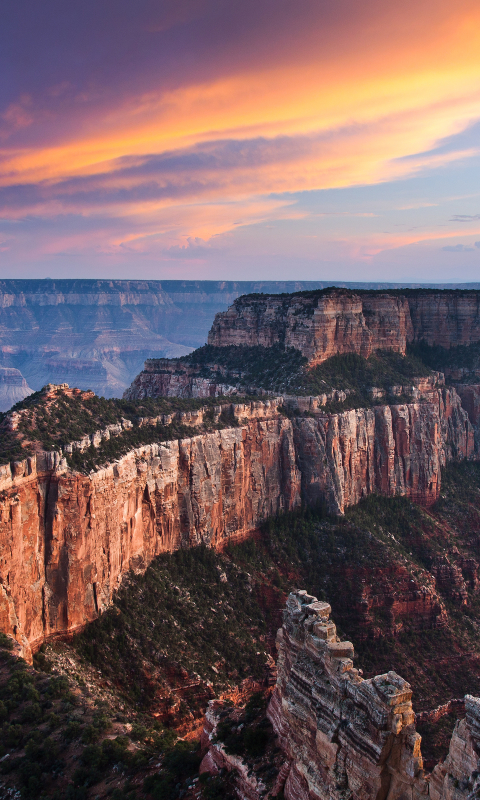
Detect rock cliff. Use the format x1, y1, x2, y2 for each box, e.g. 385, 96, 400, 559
201, 591, 480, 800
123, 359, 238, 400
1, 281, 479, 398
0, 279, 458, 398
0, 384, 476, 657
208, 290, 480, 365
0, 367, 33, 411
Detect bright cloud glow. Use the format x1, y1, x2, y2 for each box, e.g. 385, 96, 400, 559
1, 0, 480, 279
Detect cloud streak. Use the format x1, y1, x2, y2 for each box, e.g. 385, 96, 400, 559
2, 0, 480, 276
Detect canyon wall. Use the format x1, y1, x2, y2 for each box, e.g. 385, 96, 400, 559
0, 279, 448, 402
0, 387, 476, 657
202, 591, 480, 800
123, 360, 239, 399
208, 290, 480, 364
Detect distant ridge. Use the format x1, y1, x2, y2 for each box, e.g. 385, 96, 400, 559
0, 279, 478, 402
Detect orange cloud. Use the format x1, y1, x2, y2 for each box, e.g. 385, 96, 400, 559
2, 0, 480, 261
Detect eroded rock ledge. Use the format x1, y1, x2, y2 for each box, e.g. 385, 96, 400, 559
201, 591, 480, 800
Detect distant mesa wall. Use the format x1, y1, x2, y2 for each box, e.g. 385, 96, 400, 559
0, 367, 33, 412
0, 385, 478, 659
201, 592, 480, 800
208, 290, 480, 365
0, 281, 479, 399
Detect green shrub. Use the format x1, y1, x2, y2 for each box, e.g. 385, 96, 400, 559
0, 633, 14, 651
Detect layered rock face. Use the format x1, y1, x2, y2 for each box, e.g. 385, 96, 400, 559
201, 592, 480, 800
408, 293, 480, 349
0, 387, 475, 656
123, 360, 238, 400
0, 367, 33, 411
208, 290, 480, 365
267, 592, 423, 800
454, 385, 480, 454
0, 279, 192, 397
0, 282, 479, 397
208, 291, 413, 364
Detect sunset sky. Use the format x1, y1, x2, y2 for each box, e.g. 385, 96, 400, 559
2, 0, 480, 281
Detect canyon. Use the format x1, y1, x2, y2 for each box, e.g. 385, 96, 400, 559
0, 282, 479, 403
202, 591, 480, 800
2, 287, 480, 799
0, 381, 479, 660
0, 279, 424, 402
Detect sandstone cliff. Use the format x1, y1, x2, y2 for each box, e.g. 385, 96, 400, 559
0, 385, 476, 658
208, 289, 480, 365
201, 591, 480, 800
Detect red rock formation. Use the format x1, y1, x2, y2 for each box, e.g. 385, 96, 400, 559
416, 699, 465, 727
431, 556, 469, 606
207, 290, 480, 365
408, 293, 480, 349
346, 564, 447, 637
200, 592, 480, 800
208, 291, 413, 364
0, 388, 475, 657
124, 360, 237, 400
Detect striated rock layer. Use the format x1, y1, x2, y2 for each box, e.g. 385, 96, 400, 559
201, 592, 480, 800
123, 360, 238, 399
0, 367, 33, 412
208, 290, 480, 365
0, 387, 476, 657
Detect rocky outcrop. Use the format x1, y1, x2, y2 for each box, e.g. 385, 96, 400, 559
0, 367, 33, 412
123, 359, 238, 400
267, 592, 424, 800
208, 290, 480, 365
428, 695, 480, 800
201, 592, 480, 800
208, 291, 413, 365
346, 563, 447, 637
416, 699, 465, 727
0, 386, 476, 657
454, 385, 480, 454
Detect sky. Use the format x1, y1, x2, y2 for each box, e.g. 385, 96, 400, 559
2, 0, 480, 282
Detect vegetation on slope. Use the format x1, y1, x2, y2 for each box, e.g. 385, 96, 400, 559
72, 461, 480, 715
235, 287, 480, 302
0, 633, 201, 800
3, 461, 480, 797
175, 344, 432, 397
75, 546, 268, 717
0, 388, 249, 469
408, 340, 480, 382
